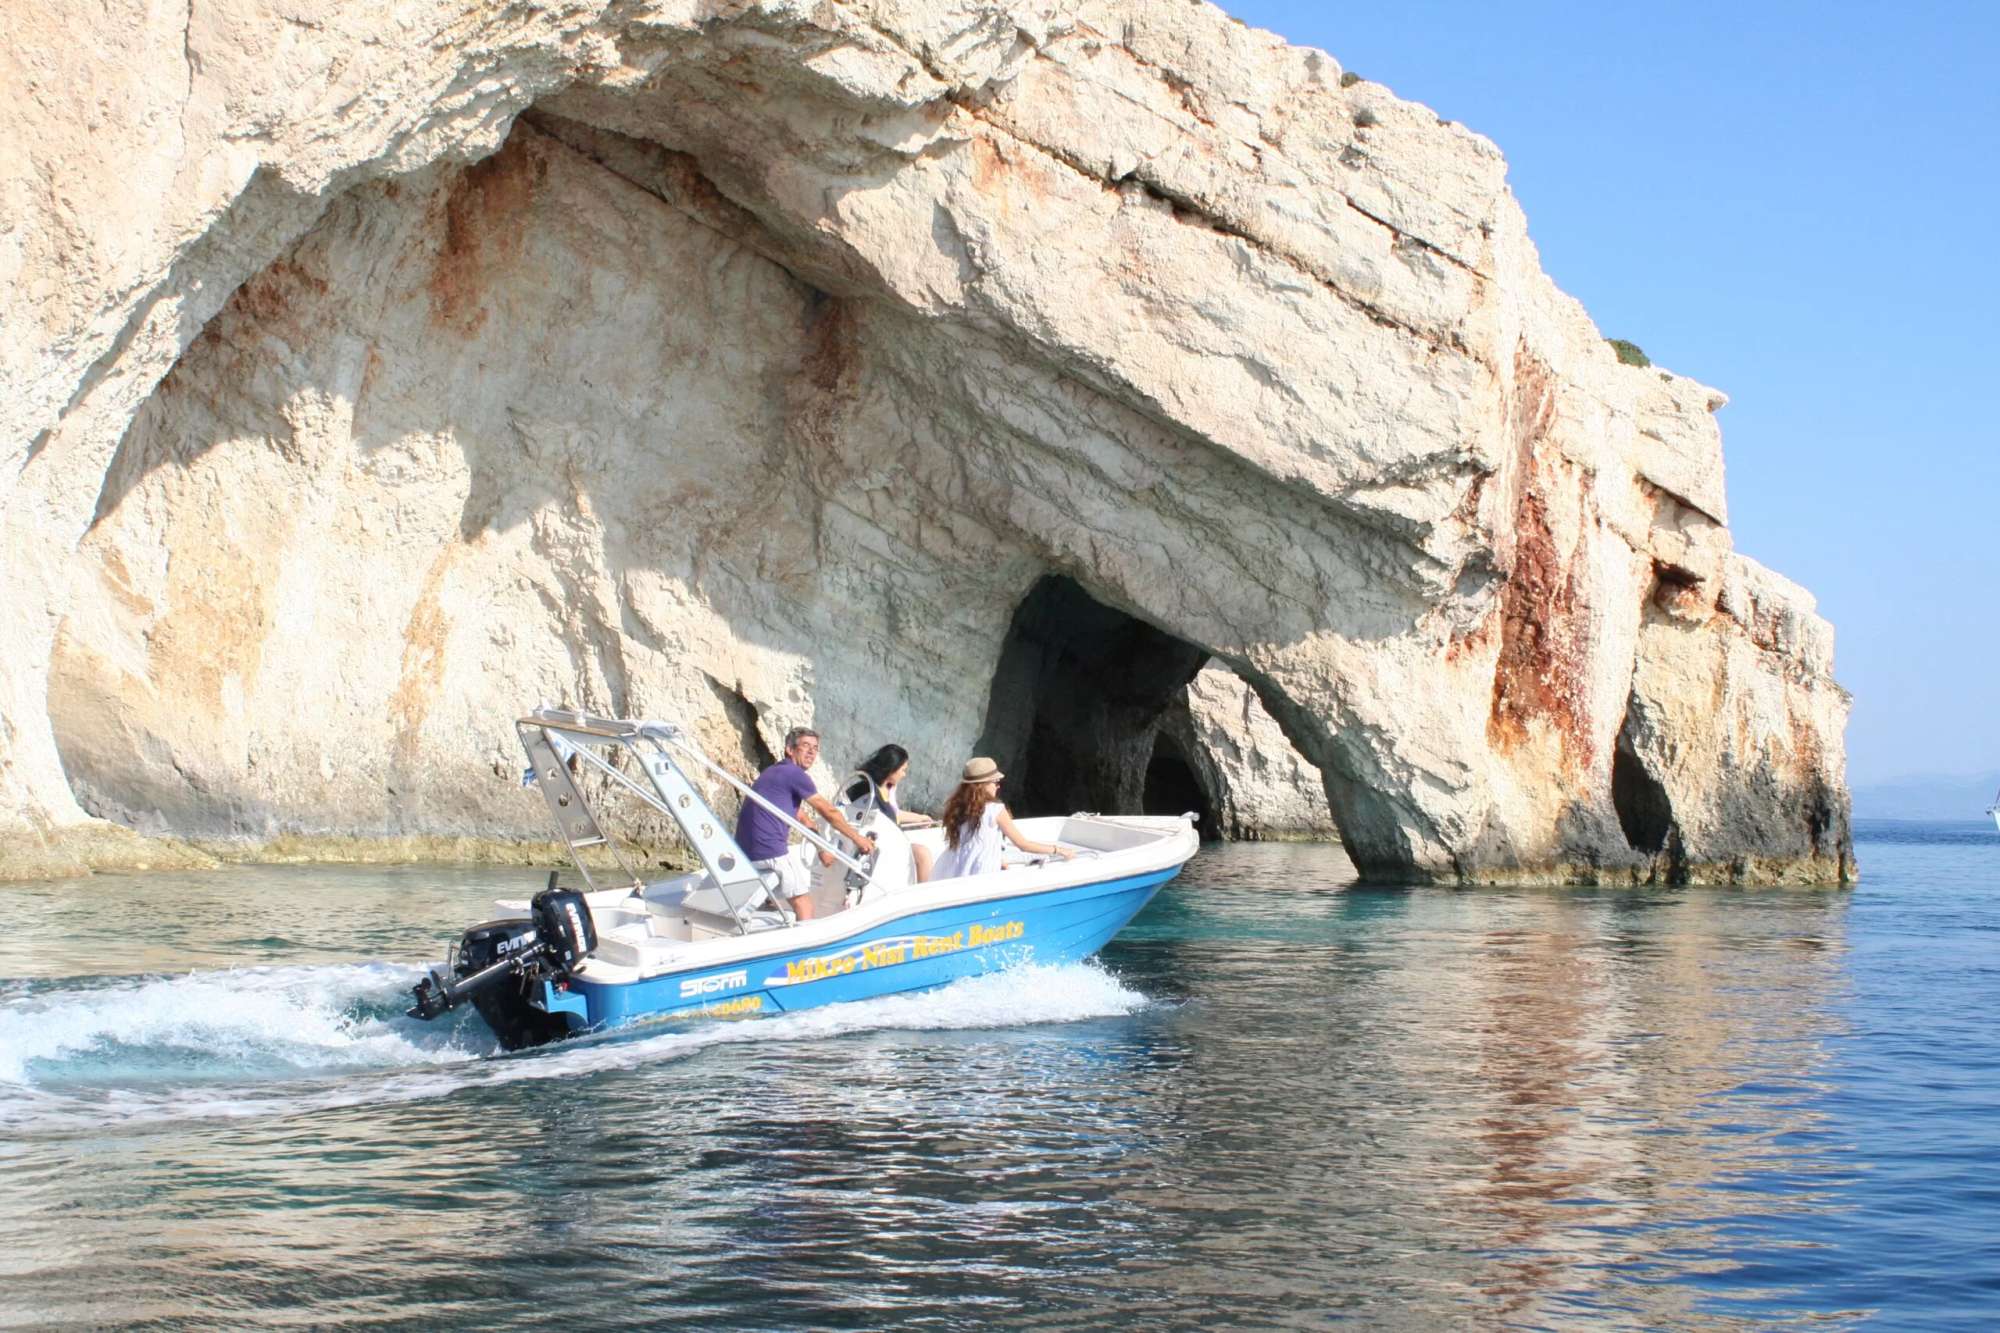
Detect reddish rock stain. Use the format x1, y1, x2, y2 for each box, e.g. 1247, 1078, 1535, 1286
231, 258, 329, 326
428, 134, 548, 334
1488, 346, 1596, 773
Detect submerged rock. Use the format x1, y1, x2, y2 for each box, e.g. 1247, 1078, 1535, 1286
0, 0, 1850, 883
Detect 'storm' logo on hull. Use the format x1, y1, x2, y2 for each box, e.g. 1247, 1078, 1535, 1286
679, 969, 747, 999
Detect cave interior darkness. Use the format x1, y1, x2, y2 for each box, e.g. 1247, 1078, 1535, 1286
975, 576, 1247, 841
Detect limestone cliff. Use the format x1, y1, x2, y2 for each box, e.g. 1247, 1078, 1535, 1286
0, 0, 1851, 883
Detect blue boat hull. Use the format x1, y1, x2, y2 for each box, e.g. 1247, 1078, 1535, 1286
538, 865, 1180, 1035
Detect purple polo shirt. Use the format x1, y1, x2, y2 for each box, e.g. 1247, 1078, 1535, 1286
735, 759, 818, 861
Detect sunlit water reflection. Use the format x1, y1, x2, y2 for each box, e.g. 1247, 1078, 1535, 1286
3, 824, 1996, 1327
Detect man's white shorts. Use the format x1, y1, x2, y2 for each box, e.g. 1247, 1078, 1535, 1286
752, 844, 812, 904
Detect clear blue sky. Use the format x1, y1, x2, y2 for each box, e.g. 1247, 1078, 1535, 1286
1222, 1, 2000, 786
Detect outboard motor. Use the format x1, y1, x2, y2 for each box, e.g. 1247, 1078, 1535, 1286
407, 874, 597, 1048
532, 885, 596, 969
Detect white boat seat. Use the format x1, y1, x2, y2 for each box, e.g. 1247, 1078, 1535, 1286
590, 920, 706, 969
1056, 817, 1163, 853
678, 874, 773, 917
682, 906, 791, 941
684, 913, 736, 943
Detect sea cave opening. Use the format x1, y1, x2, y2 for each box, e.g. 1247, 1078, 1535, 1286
976, 576, 1208, 824
1144, 729, 1223, 842
1611, 732, 1673, 857
973, 576, 1218, 835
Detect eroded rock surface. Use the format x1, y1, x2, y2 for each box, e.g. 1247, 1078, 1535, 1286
1167, 665, 1339, 842
1, 0, 1850, 882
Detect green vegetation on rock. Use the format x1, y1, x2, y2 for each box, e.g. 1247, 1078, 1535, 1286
1607, 338, 1651, 367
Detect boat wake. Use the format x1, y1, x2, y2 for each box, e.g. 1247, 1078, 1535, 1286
0, 958, 1148, 1132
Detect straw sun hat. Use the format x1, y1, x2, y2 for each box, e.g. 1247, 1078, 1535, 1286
957, 757, 1004, 785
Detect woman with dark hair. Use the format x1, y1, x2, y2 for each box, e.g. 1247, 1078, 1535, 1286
930, 758, 1075, 880
846, 744, 937, 882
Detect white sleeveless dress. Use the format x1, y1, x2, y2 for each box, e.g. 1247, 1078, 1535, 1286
932, 804, 1005, 879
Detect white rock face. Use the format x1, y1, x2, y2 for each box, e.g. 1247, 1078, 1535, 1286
1168, 665, 1338, 841
0, 0, 1850, 883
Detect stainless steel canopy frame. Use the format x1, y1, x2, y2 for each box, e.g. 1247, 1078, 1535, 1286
515, 707, 870, 934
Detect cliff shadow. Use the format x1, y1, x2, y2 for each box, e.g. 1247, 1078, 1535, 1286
50, 120, 838, 838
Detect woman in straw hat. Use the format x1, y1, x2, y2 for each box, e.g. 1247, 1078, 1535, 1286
929, 757, 1077, 880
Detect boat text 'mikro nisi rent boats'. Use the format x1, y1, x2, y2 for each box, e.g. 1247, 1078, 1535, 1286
407, 708, 1199, 1049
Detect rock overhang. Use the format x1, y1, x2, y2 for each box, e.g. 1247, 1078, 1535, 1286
0, 0, 1850, 884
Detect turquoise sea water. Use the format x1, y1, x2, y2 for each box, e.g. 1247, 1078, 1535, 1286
2, 820, 1996, 1328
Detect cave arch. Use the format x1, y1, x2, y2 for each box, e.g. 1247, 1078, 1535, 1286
44, 108, 1371, 872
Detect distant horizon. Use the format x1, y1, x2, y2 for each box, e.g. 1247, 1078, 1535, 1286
1848, 766, 1998, 823
1854, 816, 1994, 823
1856, 765, 2000, 787
1224, 1, 2000, 789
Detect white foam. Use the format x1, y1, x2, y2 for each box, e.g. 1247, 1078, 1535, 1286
0, 960, 1147, 1131
477, 958, 1151, 1087
0, 962, 477, 1086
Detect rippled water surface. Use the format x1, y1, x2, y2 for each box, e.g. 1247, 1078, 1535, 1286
4, 822, 1999, 1328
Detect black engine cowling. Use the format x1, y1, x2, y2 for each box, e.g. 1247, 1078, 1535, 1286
457, 917, 542, 972
407, 879, 598, 1050
531, 888, 596, 968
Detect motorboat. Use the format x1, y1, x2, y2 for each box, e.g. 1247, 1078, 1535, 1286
408, 707, 1199, 1049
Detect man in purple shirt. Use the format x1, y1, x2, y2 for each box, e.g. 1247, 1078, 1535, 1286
735, 727, 876, 921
